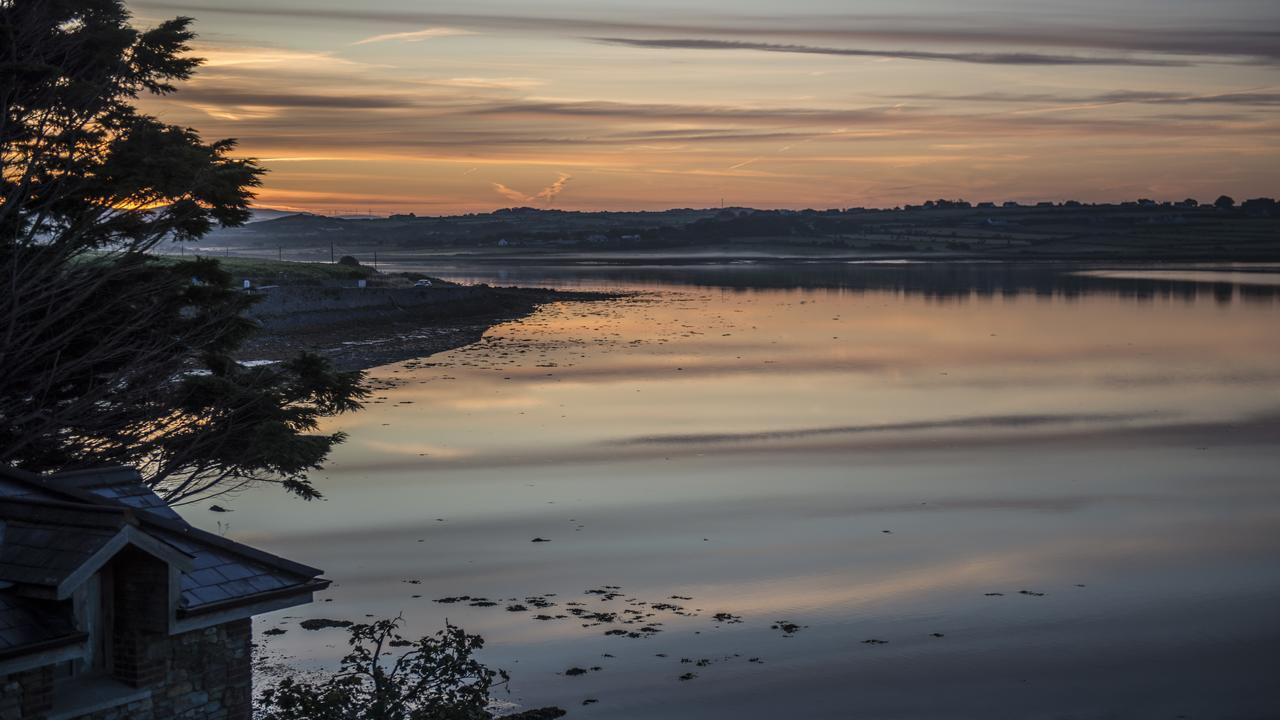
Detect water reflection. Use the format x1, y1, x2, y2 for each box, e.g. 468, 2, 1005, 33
400, 260, 1280, 304
198, 263, 1280, 718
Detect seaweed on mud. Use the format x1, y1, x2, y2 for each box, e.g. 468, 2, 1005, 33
299, 619, 352, 631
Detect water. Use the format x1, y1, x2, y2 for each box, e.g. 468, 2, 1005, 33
195, 262, 1280, 718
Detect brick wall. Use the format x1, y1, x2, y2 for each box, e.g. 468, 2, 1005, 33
112, 548, 170, 689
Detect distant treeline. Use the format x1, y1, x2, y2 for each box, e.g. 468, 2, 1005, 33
200, 198, 1280, 260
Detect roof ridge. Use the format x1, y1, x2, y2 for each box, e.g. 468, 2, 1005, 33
0, 496, 135, 529
0, 465, 323, 580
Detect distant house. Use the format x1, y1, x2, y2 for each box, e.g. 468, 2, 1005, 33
0, 466, 327, 719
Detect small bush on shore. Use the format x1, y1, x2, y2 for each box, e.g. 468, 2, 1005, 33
259, 617, 562, 720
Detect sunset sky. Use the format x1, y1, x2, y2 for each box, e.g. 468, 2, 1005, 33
131, 0, 1280, 214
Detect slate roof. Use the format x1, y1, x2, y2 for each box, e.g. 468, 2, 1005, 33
158, 529, 306, 610
45, 467, 181, 520
0, 499, 131, 589
0, 592, 83, 659
0, 465, 326, 623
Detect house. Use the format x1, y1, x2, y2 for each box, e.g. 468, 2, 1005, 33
0, 466, 327, 719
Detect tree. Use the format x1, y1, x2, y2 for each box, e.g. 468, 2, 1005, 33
1214, 195, 1235, 209
258, 618, 548, 720
1240, 197, 1277, 217
1, 0, 366, 501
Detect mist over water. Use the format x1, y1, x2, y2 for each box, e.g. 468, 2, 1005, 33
197, 263, 1280, 718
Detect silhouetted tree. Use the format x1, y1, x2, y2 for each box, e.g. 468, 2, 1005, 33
1, 0, 366, 501
1241, 197, 1277, 217
1214, 195, 1235, 209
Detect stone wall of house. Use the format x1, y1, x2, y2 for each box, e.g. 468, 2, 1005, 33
0, 667, 53, 719
0, 619, 252, 720
152, 619, 253, 720
69, 695, 153, 720
0, 678, 20, 720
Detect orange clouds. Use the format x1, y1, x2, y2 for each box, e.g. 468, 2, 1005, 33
130, 2, 1280, 213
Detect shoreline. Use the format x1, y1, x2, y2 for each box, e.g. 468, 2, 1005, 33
218, 247, 1280, 268
238, 286, 618, 373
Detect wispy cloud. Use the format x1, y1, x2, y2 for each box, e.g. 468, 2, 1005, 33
891, 90, 1280, 107
592, 37, 1190, 67
471, 99, 895, 123
151, 90, 1278, 159
492, 173, 573, 204
195, 45, 370, 68
175, 86, 417, 109
429, 77, 545, 90
135, 3, 1280, 62
352, 26, 472, 45
491, 182, 530, 203
536, 173, 573, 201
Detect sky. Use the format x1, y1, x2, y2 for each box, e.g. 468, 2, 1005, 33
130, 0, 1280, 214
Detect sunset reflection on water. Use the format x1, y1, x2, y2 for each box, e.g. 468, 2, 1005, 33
199, 264, 1280, 718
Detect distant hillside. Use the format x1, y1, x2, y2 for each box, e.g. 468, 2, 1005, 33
247, 207, 308, 223
196, 200, 1280, 261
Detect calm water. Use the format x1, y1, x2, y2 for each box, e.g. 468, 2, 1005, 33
198, 263, 1280, 719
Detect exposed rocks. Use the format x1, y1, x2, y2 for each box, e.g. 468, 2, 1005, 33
299, 619, 352, 631
771, 620, 805, 636
496, 708, 567, 720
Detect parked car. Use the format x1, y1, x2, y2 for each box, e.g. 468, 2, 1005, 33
413, 279, 432, 287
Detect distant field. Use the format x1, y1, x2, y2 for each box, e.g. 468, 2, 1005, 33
150, 253, 377, 283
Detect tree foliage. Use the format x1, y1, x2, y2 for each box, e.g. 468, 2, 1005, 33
258, 618, 510, 720
1, 0, 366, 501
